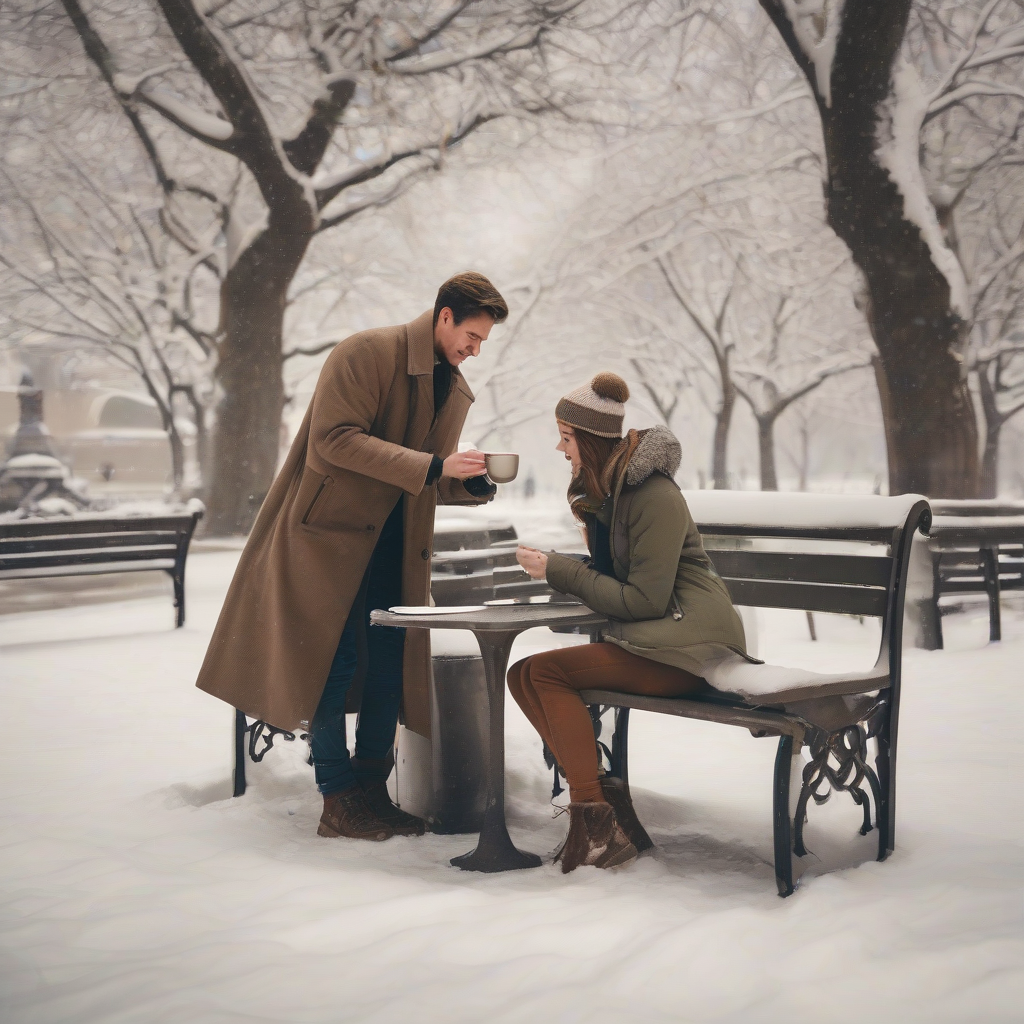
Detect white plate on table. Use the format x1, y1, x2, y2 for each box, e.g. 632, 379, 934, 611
387, 605, 487, 615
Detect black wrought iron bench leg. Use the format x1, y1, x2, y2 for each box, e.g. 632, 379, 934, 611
875, 727, 895, 861
609, 707, 631, 792
233, 709, 248, 797
928, 551, 944, 650
982, 546, 1001, 642
174, 573, 185, 627
773, 735, 795, 897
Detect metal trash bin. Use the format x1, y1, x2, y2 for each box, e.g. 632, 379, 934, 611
395, 649, 490, 834
393, 513, 514, 832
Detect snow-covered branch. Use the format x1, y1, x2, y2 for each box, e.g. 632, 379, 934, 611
734, 354, 872, 419
388, 24, 545, 75
132, 86, 235, 147
926, 79, 1024, 119
317, 153, 442, 232
775, 0, 847, 108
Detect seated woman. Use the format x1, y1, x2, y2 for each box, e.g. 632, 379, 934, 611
509, 372, 751, 873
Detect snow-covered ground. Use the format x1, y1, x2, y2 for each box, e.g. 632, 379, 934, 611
1, 540, 1021, 1022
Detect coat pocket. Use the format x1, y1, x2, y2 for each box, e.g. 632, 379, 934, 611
300, 470, 333, 525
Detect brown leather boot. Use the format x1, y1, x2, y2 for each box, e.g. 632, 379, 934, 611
317, 787, 394, 841
600, 777, 654, 854
556, 802, 638, 874
358, 779, 426, 837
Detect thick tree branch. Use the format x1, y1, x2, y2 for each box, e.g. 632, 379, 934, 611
283, 77, 357, 175
60, 0, 175, 193
152, 0, 311, 220
383, 1, 476, 62
281, 339, 340, 362
132, 86, 236, 150
315, 111, 501, 225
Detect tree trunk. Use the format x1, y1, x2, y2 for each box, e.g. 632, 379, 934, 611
177, 385, 209, 496
976, 366, 1001, 498
760, 0, 979, 498
712, 358, 735, 489
861, 296, 977, 497
758, 414, 778, 491
167, 424, 185, 494
979, 418, 1001, 499
205, 225, 309, 534
797, 418, 810, 492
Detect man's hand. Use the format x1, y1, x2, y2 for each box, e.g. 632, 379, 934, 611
443, 449, 487, 480
516, 545, 548, 580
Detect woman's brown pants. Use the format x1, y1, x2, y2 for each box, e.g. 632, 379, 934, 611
507, 642, 706, 803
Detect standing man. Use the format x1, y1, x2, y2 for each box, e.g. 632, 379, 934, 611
196, 273, 508, 841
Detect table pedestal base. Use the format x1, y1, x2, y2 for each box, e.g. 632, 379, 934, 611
450, 804, 542, 872
450, 628, 543, 872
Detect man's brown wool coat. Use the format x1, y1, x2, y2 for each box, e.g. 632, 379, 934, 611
196, 310, 490, 737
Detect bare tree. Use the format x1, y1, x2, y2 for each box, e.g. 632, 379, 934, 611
733, 361, 869, 490
758, 0, 1024, 497
55, 0, 624, 532
970, 202, 1024, 495
976, 344, 1024, 494
731, 284, 871, 490
655, 253, 738, 488
0, 157, 213, 491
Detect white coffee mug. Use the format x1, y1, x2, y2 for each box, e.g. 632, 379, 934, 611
484, 452, 519, 484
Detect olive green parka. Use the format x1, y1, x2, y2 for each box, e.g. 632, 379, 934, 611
545, 425, 751, 676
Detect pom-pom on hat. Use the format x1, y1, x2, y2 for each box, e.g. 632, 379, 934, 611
555, 372, 630, 438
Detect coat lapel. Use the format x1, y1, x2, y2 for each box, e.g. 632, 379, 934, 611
430, 370, 474, 455
404, 310, 436, 451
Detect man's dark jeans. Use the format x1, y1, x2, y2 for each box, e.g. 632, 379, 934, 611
310, 499, 405, 796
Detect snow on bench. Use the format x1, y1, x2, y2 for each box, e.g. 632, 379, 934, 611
683, 490, 927, 531
701, 655, 887, 704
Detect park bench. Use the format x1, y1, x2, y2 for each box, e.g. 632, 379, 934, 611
924, 499, 1024, 647
0, 507, 204, 628
560, 491, 930, 896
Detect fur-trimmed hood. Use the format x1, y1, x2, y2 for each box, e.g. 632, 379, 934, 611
624, 425, 682, 487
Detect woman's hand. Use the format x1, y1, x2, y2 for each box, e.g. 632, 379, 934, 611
443, 449, 487, 480
516, 545, 548, 580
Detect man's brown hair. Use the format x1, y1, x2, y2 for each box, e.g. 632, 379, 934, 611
433, 272, 509, 326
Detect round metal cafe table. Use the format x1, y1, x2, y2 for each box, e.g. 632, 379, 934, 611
370, 603, 606, 872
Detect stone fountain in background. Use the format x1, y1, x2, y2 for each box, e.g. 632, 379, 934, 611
0, 371, 91, 514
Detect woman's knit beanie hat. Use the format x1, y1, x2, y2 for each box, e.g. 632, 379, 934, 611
556, 372, 630, 438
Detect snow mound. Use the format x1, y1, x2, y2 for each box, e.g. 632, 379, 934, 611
704, 653, 884, 702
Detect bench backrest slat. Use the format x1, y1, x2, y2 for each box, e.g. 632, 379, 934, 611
697, 524, 897, 544
2, 547, 179, 573
1, 531, 186, 556
0, 515, 197, 540
722, 577, 889, 617
432, 548, 519, 575
707, 549, 892, 589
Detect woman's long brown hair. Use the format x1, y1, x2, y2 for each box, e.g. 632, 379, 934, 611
564, 425, 643, 521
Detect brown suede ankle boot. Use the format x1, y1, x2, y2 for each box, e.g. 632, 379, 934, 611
600, 777, 654, 854
556, 802, 638, 874
358, 779, 426, 837
317, 787, 394, 841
